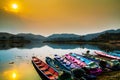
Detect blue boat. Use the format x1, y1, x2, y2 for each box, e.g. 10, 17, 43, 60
69, 53, 99, 68
81, 55, 100, 63
108, 52, 120, 57
54, 54, 78, 71
46, 57, 64, 72
82, 53, 120, 70
113, 50, 120, 54
95, 51, 120, 60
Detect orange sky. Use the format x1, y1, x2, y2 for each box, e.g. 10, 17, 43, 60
0, 0, 120, 36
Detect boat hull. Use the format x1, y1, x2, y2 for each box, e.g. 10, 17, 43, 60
32, 60, 50, 80
32, 57, 58, 80
46, 57, 63, 72
95, 51, 120, 60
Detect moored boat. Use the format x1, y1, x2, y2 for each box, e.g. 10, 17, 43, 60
108, 52, 120, 57
69, 53, 99, 68
65, 54, 87, 68
45, 57, 67, 72
95, 51, 120, 60
54, 54, 78, 71
65, 53, 102, 75
83, 53, 120, 71
81, 55, 100, 63
32, 56, 59, 80
113, 51, 120, 54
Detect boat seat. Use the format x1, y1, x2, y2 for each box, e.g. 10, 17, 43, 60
46, 73, 53, 77
36, 62, 42, 66
56, 57, 61, 59
44, 71, 52, 75
70, 64, 76, 68
60, 57, 64, 60
48, 68, 56, 74
33, 58, 39, 61
38, 63, 45, 68
66, 63, 71, 67
34, 59, 39, 62
40, 65, 49, 71
53, 72, 58, 76
35, 61, 42, 64
32, 57, 38, 61
48, 75, 56, 80
80, 63, 85, 67
72, 58, 75, 61
47, 72, 58, 80
62, 59, 67, 64
73, 61, 78, 65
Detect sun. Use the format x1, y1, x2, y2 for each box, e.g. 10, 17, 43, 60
12, 3, 18, 9
4, 2, 20, 12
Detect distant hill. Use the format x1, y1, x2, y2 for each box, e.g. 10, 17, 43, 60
45, 29, 120, 42
17, 33, 46, 42
83, 29, 120, 41
0, 29, 120, 43
46, 34, 82, 42
0, 32, 13, 39
0, 33, 46, 43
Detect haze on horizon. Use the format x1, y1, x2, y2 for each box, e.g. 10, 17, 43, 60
0, 0, 120, 36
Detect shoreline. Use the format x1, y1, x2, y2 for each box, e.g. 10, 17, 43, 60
44, 41, 120, 47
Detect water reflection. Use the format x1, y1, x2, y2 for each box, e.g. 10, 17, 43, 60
0, 41, 45, 50
0, 42, 119, 52
47, 43, 120, 52
12, 72, 17, 79
0, 46, 83, 80
0, 42, 120, 80
47, 43, 80, 49
3, 69, 18, 80
1, 62, 40, 80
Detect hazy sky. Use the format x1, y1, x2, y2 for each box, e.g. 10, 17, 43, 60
0, 0, 120, 36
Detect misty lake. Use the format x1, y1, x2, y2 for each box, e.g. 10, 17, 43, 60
0, 43, 120, 80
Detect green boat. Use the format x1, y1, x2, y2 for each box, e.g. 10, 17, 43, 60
83, 53, 120, 71
45, 57, 68, 73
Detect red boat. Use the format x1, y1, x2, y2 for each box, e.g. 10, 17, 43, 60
95, 51, 120, 60
32, 56, 59, 80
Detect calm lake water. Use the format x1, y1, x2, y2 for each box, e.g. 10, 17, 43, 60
0, 43, 120, 80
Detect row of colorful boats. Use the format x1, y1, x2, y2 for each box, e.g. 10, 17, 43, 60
32, 51, 120, 80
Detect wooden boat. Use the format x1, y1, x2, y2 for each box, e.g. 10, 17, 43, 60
54, 54, 78, 71
108, 52, 120, 57
95, 51, 120, 60
45, 57, 66, 72
32, 56, 58, 80
83, 53, 120, 68
65, 53, 102, 75
69, 53, 99, 68
113, 51, 120, 54
81, 55, 100, 63
65, 54, 86, 68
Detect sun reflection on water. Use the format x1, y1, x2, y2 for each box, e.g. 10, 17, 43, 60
12, 72, 17, 79
2, 62, 40, 80
3, 69, 18, 80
